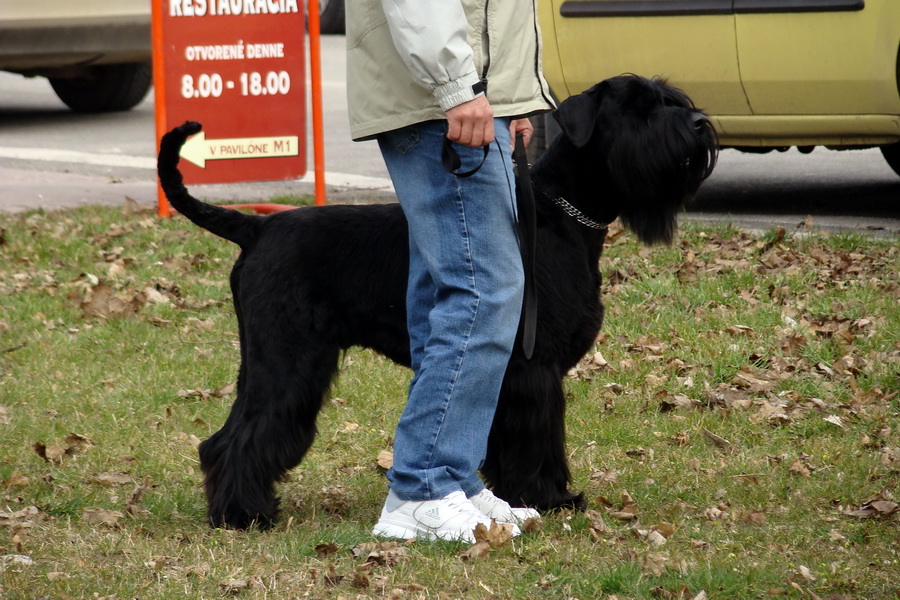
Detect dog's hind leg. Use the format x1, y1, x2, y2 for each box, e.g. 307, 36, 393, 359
198, 307, 339, 530
482, 361, 587, 512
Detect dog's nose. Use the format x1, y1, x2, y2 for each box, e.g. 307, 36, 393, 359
692, 113, 710, 130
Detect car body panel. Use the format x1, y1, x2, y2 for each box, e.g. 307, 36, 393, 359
0, 1, 150, 76
539, 0, 900, 148
736, 7, 900, 115
545, 4, 751, 114
712, 115, 900, 146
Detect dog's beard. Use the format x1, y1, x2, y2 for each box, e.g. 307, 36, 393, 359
609, 109, 717, 245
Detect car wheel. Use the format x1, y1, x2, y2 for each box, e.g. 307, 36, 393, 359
49, 62, 152, 113
318, 0, 345, 35
880, 142, 900, 177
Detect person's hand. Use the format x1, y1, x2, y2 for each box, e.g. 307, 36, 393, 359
510, 118, 534, 149
446, 95, 494, 147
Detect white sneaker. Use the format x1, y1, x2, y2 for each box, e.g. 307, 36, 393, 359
372, 490, 492, 543
469, 489, 540, 525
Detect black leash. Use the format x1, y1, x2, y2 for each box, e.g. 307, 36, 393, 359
441, 135, 490, 178
441, 131, 538, 360
513, 133, 537, 360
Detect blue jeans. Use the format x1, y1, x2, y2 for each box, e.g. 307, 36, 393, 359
377, 119, 524, 501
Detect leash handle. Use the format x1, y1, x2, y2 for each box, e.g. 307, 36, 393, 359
513, 133, 538, 360
441, 133, 490, 178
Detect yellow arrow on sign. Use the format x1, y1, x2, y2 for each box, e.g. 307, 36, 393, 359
180, 131, 300, 168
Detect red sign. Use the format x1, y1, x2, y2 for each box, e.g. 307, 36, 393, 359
152, 0, 306, 186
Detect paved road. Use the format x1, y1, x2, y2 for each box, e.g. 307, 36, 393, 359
0, 35, 897, 236
0, 35, 392, 212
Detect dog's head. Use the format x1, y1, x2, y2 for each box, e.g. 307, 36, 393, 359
551, 75, 718, 244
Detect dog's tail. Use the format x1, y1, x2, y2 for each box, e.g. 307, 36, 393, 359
157, 122, 262, 249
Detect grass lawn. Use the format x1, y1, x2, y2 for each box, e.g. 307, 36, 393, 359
0, 200, 897, 599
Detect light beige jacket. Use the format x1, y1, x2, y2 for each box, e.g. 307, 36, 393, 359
346, 0, 554, 140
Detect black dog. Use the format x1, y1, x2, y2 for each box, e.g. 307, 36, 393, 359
157, 75, 718, 530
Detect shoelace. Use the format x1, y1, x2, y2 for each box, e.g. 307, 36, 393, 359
445, 495, 487, 520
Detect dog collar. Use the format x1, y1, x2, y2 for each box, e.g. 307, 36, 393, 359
544, 193, 609, 231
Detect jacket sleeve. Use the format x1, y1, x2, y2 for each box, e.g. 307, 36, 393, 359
380, 0, 482, 112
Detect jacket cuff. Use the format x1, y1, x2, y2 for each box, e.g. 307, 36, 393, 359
434, 71, 483, 112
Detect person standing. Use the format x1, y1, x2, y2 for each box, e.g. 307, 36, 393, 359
346, 0, 554, 542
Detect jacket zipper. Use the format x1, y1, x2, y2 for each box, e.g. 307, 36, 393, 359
531, 0, 555, 106
481, 0, 491, 84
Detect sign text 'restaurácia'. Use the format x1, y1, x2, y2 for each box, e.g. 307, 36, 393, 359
170, 0, 300, 17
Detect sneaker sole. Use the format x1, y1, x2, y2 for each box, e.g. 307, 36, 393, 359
372, 520, 476, 543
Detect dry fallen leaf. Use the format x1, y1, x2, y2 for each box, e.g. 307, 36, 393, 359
725, 324, 754, 337
795, 565, 817, 583
77, 281, 148, 320
640, 552, 670, 576
608, 489, 640, 521
314, 541, 341, 558
125, 477, 154, 518
474, 520, 515, 548
459, 540, 492, 561
34, 433, 93, 465
319, 485, 350, 514
651, 522, 676, 538
844, 490, 899, 518
636, 528, 667, 547
2, 471, 29, 490
823, 414, 845, 429
743, 511, 767, 525
213, 382, 236, 398
789, 459, 812, 478
702, 428, 732, 451
352, 541, 410, 567
585, 509, 609, 541
90, 472, 134, 487
376, 450, 394, 470
731, 366, 780, 393
460, 521, 515, 561
658, 392, 701, 412
219, 579, 249, 595
0, 506, 46, 528
82, 508, 124, 528
522, 515, 543, 534
351, 568, 373, 590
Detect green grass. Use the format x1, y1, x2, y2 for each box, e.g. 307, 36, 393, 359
0, 204, 898, 599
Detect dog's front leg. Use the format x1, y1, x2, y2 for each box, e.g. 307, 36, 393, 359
482, 361, 587, 512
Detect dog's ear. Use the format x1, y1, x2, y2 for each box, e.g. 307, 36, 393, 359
552, 82, 608, 148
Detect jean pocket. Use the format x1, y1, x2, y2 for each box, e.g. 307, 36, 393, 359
383, 126, 420, 155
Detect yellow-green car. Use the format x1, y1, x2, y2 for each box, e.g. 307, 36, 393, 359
538, 0, 900, 175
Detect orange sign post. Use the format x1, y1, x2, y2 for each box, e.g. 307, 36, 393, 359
152, 0, 317, 217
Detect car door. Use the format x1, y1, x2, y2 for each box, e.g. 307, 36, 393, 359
735, 0, 900, 116
540, 0, 752, 114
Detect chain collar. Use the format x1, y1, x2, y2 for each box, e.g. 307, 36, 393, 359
543, 192, 609, 231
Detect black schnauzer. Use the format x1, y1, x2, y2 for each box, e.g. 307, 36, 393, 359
157, 75, 718, 530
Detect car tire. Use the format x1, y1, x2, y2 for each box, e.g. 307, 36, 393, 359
49, 62, 152, 113
318, 0, 345, 35
880, 142, 900, 177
